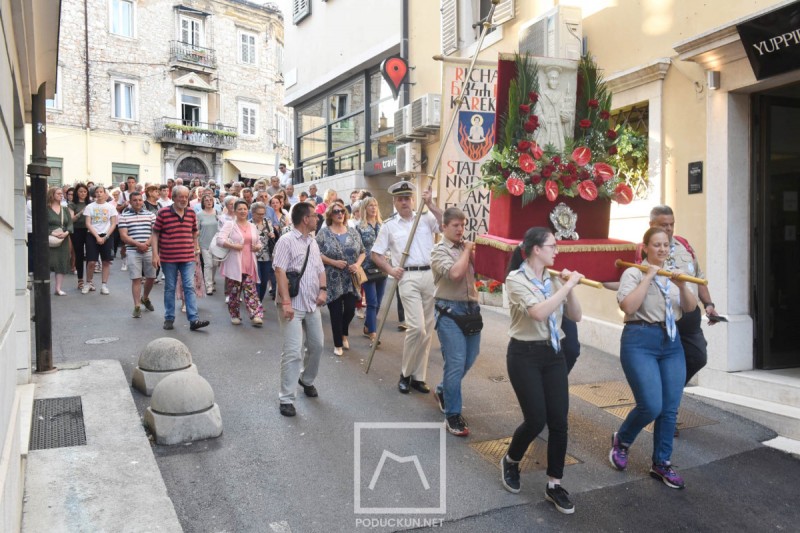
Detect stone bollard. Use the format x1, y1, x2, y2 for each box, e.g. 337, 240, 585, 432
132, 337, 198, 396
144, 373, 223, 445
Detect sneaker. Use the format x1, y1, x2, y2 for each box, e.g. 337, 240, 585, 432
650, 463, 685, 489
445, 414, 469, 437
299, 379, 318, 397
500, 455, 521, 494
163, 319, 174, 330
121, 263, 128, 271
435, 389, 446, 414
397, 322, 409, 331
88, 282, 96, 292
279, 403, 296, 417
231, 317, 242, 325
132, 306, 141, 318
609, 432, 629, 471
544, 484, 575, 514
190, 320, 209, 331
94, 264, 101, 273
181, 303, 186, 313
356, 308, 365, 319
141, 297, 154, 312
252, 316, 263, 327
81, 285, 90, 295
100, 284, 110, 295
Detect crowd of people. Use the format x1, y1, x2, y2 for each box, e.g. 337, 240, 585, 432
33, 173, 718, 515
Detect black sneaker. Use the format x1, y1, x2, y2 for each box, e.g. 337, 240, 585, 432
500, 455, 521, 494
445, 414, 469, 437
141, 297, 154, 312
299, 379, 318, 397
190, 319, 210, 331
435, 389, 446, 414
279, 403, 296, 417
545, 484, 575, 514
163, 319, 174, 330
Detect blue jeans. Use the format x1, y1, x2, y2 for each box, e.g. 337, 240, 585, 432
162, 261, 199, 322
435, 299, 482, 418
617, 323, 686, 465
362, 277, 387, 333
257, 260, 276, 301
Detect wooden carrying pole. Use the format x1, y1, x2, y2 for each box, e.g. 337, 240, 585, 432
365, 1, 502, 374
546, 269, 603, 289
615, 260, 709, 286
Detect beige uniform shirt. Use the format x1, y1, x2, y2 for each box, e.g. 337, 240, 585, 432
617, 263, 684, 323
431, 237, 479, 302
505, 263, 567, 341
668, 238, 704, 297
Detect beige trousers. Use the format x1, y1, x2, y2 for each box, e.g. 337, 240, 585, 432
398, 269, 436, 381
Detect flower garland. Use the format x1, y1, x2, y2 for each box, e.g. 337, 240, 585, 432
480, 54, 634, 206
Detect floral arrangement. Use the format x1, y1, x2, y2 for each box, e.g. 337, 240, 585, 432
480, 54, 634, 206
164, 123, 238, 138
475, 280, 503, 294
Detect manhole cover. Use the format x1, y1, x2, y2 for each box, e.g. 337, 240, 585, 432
470, 437, 580, 473
603, 405, 718, 433
569, 381, 636, 408
30, 396, 87, 450
489, 375, 508, 383
85, 337, 119, 345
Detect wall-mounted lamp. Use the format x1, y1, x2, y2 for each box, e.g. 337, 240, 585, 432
707, 70, 721, 90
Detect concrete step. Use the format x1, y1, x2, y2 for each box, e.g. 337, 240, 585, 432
685, 386, 800, 440
699, 367, 800, 409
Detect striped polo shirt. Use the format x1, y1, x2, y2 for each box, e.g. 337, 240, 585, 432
118, 206, 156, 251
153, 206, 198, 263
272, 228, 325, 312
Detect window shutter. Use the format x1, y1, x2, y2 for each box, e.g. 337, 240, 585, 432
293, 0, 311, 24
441, 0, 457, 56
493, 0, 515, 26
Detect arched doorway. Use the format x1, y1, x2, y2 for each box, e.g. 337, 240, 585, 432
176, 156, 208, 182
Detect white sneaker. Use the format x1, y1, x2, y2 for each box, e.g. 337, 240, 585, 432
121, 263, 127, 271
81, 285, 90, 295
100, 284, 110, 295
356, 308, 365, 319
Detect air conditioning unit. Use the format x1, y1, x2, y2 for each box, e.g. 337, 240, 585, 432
411, 93, 441, 134
394, 105, 423, 142
518, 5, 582, 60
396, 142, 421, 176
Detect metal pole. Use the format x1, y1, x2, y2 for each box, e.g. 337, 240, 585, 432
366, 0, 501, 373
29, 83, 55, 373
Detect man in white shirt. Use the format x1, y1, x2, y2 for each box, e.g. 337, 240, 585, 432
277, 163, 293, 188
285, 183, 299, 205
371, 180, 443, 394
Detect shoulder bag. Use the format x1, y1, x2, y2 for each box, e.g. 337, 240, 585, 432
49, 209, 67, 248
286, 244, 311, 297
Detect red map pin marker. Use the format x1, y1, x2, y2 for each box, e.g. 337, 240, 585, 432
381, 56, 409, 100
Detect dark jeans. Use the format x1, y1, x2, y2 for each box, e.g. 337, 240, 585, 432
70, 228, 88, 279
561, 316, 580, 374
396, 286, 405, 322
506, 338, 569, 480
327, 292, 358, 348
677, 306, 707, 384
257, 260, 276, 301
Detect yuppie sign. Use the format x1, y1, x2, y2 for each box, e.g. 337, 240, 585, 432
737, 1, 800, 80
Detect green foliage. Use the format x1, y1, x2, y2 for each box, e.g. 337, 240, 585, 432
609, 125, 649, 198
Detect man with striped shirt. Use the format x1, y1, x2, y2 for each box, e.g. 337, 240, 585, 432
118, 191, 156, 318
273, 201, 327, 417
152, 185, 210, 331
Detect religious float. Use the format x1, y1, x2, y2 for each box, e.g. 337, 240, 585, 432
474, 53, 637, 283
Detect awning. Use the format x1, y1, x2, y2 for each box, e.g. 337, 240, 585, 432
227, 160, 275, 179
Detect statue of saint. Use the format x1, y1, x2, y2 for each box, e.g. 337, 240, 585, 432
534, 65, 575, 151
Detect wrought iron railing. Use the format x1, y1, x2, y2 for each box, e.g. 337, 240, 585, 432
153, 117, 237, 150
170, 41, 216, 68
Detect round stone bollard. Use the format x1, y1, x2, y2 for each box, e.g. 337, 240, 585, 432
144, 373, 223, 445
132, 337, 198, 396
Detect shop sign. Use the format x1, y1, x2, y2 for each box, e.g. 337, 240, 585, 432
364, 156, 396, 176
738, 2, 800, 80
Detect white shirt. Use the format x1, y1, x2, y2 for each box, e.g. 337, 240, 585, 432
157, 198, 173, 209
84, 201, 118, 235
371, 211, 439, 268
278, 169, 292, 187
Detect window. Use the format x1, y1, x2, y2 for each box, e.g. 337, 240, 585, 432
292, 0, 311, 24
369, 71, 399, 159
46, 67, 63, 111
275, 113, 292, 146
112, 80, 136, 120
180, 16, 203, 46
111, 163, 139, 187
109, 0, 135, 38
239, 103, 258, 137
440, 0, 514, 55
275, 42, 284, 75
47, 158, 63, 187
180, 92, 204, 126
239, 31, 257, 65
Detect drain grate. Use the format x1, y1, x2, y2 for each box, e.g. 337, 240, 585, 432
30, 396, 87, 450
603, 405, 718, 433
470, 437, 580, 473
569, 381, 636, 408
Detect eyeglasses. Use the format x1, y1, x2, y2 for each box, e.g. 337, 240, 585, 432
332, 209, 346, 215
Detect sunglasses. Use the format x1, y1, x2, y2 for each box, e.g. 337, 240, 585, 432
332, 209, 346, 215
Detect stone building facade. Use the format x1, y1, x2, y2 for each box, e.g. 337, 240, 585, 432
40, 0, 291, 186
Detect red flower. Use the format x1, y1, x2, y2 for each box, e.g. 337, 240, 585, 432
579, 119, 592, 129
561, 174, 577, 189
613, 183, 634, 205
531, 174, 542, 184
488, 280, 503, 293
531, 143, 544, 160
505, 176, 525, 196
517, 140, 532, 152
541, 165, 553, 178
571, 146, 591, 167
523, 121, 537, 133
608, 146, 618, 155
529, 91, 539, 103
518, 153, 536, 173
519, 104, 530, 114
593, 162, 615, 182
577, 180, 599, 201
545, 180, 559, 202
606, 129, 618, 140
599, 110, 610, 120
501, 169, 511, 178
588, 99, 599, 108
552, 155, 562, 165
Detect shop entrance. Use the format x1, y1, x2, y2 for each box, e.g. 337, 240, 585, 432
753, 89, 800, 369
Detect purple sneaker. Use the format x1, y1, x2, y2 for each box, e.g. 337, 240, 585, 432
650, 463, 685, 489
609, 432, 629, 470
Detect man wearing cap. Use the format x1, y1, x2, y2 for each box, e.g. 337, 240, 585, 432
371, 181, 443, 394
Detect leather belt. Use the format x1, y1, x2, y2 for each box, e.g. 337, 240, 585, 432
625, 320, 666, 328
510, 338, 553, 347
405, 265, 431, 272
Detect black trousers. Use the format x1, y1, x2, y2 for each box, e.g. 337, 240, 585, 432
327, 292, 358, 348
70, 228, 88, 279
677, 306, 708, 384
506, 338, 569, 480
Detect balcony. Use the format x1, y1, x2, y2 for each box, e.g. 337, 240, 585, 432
170, 41, 216, 69
153, 118, 237, 150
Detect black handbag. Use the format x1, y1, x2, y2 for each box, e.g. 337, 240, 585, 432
436, 304, 483, 336
365, 266, 386, 282
286, 244, 311, 297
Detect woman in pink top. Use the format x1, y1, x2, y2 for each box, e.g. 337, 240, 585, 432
217, 200, 263, 326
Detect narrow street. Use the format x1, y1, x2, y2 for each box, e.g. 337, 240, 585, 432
44, 269, 800, 532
